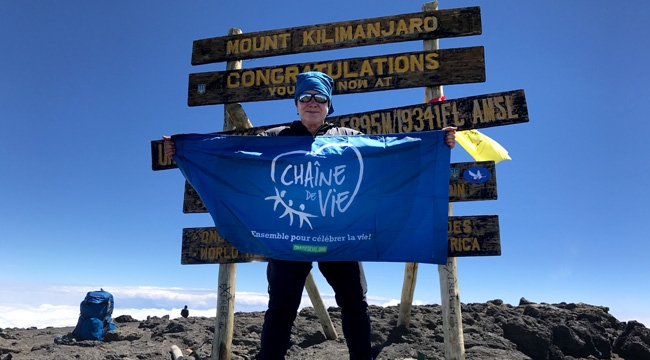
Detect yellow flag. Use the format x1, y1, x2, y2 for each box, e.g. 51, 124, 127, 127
455, 130, 511, 163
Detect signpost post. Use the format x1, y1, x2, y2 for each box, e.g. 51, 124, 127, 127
212, 28, 245, 360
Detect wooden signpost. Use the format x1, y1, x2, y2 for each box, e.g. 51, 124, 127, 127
153, 3, 528, 359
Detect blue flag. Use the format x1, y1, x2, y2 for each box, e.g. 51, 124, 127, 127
172, 131, 450, 264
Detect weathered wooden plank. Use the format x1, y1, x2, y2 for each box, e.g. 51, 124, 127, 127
152, 89, 527, 171
448, 161, 497, 202
447, 215, 500, 256
188, 46, 485, 106
191, 7, 481, 65
180, 215, 499, 264
180, 161, 497, 214
182, 227, 267, 265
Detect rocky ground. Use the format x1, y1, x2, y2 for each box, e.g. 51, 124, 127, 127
1, 298, 650, 360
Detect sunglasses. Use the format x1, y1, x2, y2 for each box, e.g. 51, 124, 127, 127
298, 93, 329, 104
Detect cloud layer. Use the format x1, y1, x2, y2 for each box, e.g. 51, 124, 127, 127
0, 283, 397, 329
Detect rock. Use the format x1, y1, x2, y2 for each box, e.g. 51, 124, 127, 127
113, 314, 138, 323
0, 300, 648, 359
519, 297, 534, 305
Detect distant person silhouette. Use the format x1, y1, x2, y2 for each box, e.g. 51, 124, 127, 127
181, 305, 189, 318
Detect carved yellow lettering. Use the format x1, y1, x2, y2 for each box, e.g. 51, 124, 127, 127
449, 183, 465, 197
302, 30, 316, 45
424, 16, 438, 31
441, 103, 452, 127
506, 96, 519, 119
381, 21, 395, 36
351, 79, 367, 90
271, 68, 284, 84
255, 69, 270, 86
481, 98, 496, 122
321, 29, 334, 44
413, 107, 425, 131
285, 66, 299, 83
338, 26, 353, 41
342, 61, 358, 78
240, 38, 251, 53
472, 99, 482, 124
463, 219, 472, 234
451, 102, 464, 126
349, 116, 361, 131
422, 106, 435, 130
360, 115, 370, 133
354, 25, 366, 39
395, 19, 409, 35
328, 62, 343, 79
216, 247, 224, 258
278, 34, 290, 48
430, 104, 443, 129
425, 53, 439, 69
400, 109, 413, 133
226, 73, 240, 88
449, 236, 460, 251
449, 220, 463, 234
462, 238, 473, 251
373, 58, 388, 75
226, 39, 239, 55
241, 71, 255, 87
409, 54, 424, 72
359, 60, 374, 76
157, 144, 172, 166
393, 55, 413, 73
492, 96, 506, 120
370, 113, 381, 134
367, 22, 380, 38
252, 37, 264, 51
409, 18, 423, 33
382, 112, 396, 134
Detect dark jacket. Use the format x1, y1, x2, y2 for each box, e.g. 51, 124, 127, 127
259, 120, 360, 137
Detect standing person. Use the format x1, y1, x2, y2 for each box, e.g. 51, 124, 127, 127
163, 71, 456, 360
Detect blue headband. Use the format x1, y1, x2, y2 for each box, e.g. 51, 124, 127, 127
294, 71, 335, 115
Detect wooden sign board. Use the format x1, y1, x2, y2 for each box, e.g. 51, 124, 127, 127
181, 215, 500, 264
188, 46, 485, 106
152, 89, 527, 171
180, 160, 497, 214
182, 227, 267, 264
191, 7, 482, 64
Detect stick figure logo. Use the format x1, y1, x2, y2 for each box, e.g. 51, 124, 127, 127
266, 143, 364, 229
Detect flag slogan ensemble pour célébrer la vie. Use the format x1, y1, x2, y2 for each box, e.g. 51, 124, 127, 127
172, 131, 450, 264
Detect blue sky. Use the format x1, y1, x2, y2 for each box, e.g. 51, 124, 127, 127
1, 1, 649, 329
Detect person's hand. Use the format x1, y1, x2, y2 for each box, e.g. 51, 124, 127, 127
442, 127, 457, 149
163, 136, 175, 157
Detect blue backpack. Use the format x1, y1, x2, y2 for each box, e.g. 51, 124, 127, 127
72, 289, 116, 341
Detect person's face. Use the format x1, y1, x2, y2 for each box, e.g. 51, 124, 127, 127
296, 90, 329, 126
